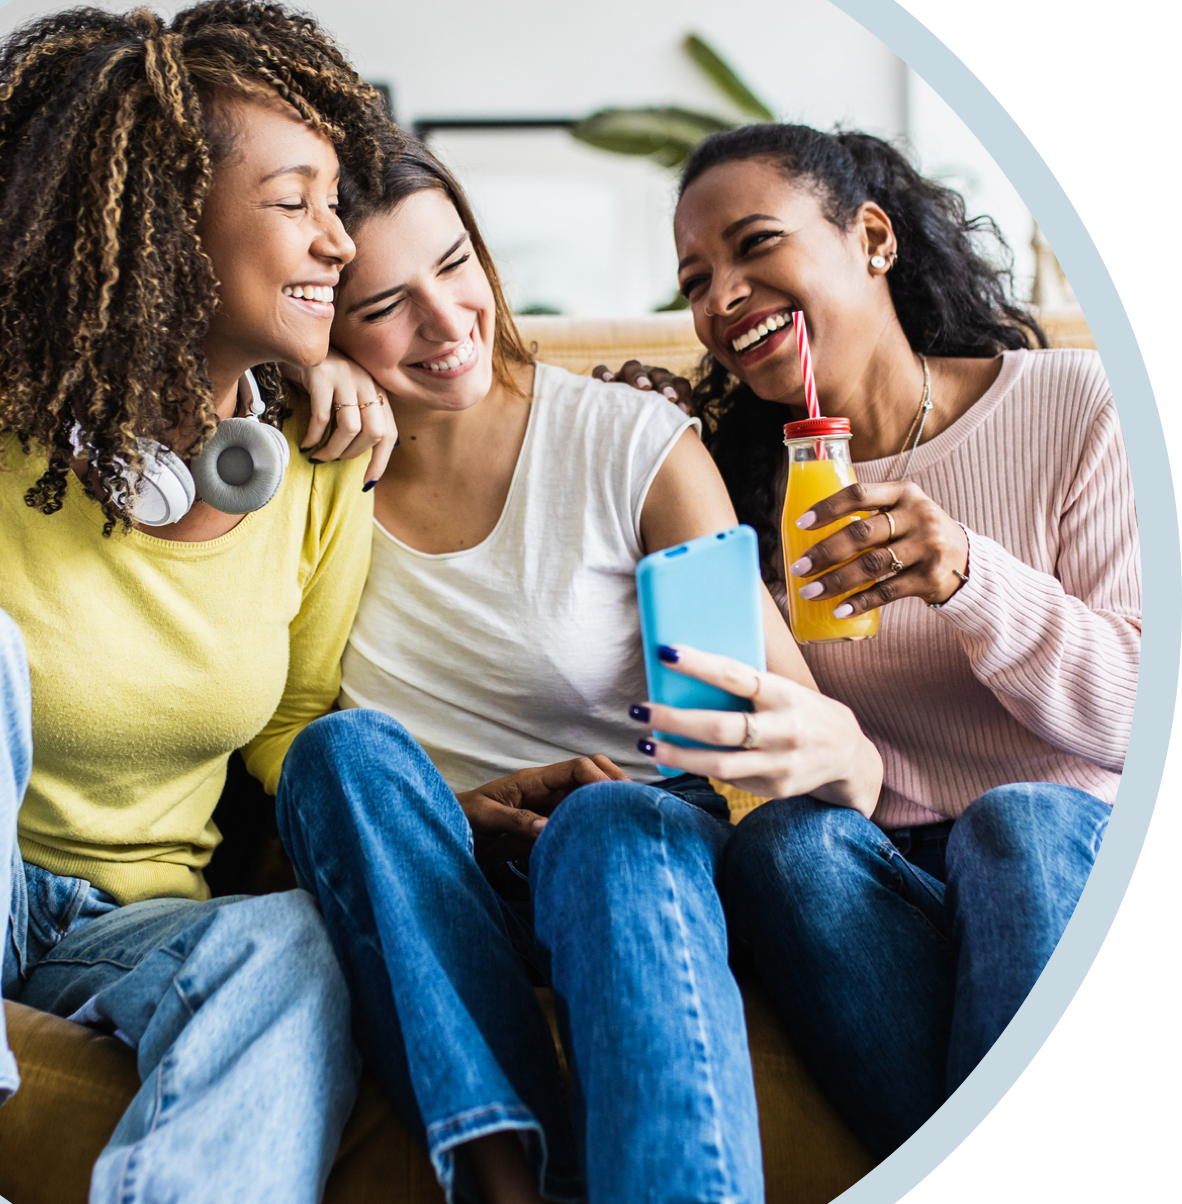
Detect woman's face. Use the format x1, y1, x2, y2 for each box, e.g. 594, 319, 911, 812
198, 95, 355, 379
330, 188, 496, 414
673, 158, 893, 405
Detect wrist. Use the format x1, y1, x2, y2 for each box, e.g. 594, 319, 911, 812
927, 522, 971, 607
811, 706, 882, 817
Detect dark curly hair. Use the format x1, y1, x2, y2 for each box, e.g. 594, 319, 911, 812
679, 124, 1047, 580
0, 2, 393, 532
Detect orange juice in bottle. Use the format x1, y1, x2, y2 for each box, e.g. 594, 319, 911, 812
782, 417, 880, 643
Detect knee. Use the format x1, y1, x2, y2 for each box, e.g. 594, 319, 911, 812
537, 780, 691, 856
278, 709, 446, 829
727, 796, 873, 882
237, 890, 350, 1010
948, 782, 1109, 877
283, 708, 416, 780
533, 780, 707, 889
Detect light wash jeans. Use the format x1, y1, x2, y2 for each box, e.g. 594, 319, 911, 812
276, 708, 764, 1204
724, 785, 1108, 1159
0, 608, 361, 1204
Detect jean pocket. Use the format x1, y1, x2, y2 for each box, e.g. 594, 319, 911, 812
22, 862, 94, 969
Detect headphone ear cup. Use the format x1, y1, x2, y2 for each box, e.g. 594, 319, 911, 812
191, 418, 287, 515
123, 442, 196, 526
257, 418, 291, 471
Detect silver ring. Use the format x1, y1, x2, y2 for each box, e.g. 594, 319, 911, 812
741, 711, 759, 749
883, 510, 896, 542
888, 550, 904, 574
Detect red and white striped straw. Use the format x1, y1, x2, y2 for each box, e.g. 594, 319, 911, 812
792, 310, 825, 458
793, 310, 820, 419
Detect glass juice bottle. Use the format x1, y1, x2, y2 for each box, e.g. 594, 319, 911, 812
782, 416, 880, 644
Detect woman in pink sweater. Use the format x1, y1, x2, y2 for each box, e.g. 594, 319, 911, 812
627, 124, 1138, 1157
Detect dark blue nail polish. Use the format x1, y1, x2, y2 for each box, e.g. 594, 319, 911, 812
362, 480, 376, 493
628, 704, 651, 723
395, 437, 401, 448
656, 645, 680, 664
308, 457, 323, 465
637, 738, 657, 757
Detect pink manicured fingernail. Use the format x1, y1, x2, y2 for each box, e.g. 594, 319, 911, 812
789, 556, 812, 577
601, 371, 615, 381
796, 511, 816, 529
531, 818, 547, 834
636, 375, 652, 389
798, 581, 823, 600
677, 402, 690, 414
662, 386, 678, 400
832, 603, 854, 619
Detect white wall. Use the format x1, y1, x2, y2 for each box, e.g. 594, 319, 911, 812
0, 0, 1038, 309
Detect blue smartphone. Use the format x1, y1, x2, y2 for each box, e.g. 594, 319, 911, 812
636, 525, 767, 776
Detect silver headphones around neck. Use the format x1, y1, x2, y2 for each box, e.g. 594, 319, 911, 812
114, 369, 290, 526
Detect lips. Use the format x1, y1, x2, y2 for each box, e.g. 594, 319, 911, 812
416, 336, 475, 372
724, 306, 794, 353
282, 284, 335, 303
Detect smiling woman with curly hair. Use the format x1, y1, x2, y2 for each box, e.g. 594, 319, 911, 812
0, 5, 401, 1200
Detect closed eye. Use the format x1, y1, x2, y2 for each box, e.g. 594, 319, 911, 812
739, 229, 784, 255
440, 252, 470, 274
362, 296, 404, 322
679, 274, 708, 299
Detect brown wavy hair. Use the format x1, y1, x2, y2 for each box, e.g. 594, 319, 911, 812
337, 131, 532, 394
0, 2, 393, 531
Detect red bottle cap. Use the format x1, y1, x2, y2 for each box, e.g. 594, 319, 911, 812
783, 417, 851, 440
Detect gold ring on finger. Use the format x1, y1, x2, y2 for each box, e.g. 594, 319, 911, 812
331, 401, 360, 411
883, 509, 897, 542
741, 710, 760, 749
888, 549, 905, 574
357, 398, 382, 409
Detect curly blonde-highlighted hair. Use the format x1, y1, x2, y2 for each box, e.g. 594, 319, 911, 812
0, 2, 394, 531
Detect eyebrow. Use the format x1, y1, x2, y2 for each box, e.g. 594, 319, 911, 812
721, 213, 779, 239
346, 232, 470, 314
678, 213, 781, 271
259, 164, 341, 183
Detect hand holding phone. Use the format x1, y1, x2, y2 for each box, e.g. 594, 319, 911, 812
636, 526, 766, 775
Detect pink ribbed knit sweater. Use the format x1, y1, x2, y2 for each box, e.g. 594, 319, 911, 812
769, 348, 1139, 828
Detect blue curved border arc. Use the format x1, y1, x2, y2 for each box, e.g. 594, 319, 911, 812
0, 0, 1174, 1198
827, 3, 1178, 1202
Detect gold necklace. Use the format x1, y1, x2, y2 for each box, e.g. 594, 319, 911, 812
885, 354, 931, 481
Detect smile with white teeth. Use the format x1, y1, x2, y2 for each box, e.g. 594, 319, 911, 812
282, 285, 335, 303
420, 337, 475, 372
731, 310, 791, 353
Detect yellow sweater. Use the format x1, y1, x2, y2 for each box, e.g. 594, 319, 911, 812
0, 398, 372, 904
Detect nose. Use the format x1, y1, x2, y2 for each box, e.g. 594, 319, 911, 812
414, 288, 471, 344
703, 266, 750, 319
312, 206, 356, 267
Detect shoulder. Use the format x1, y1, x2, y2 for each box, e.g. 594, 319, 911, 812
533, 361, 698, 441
1008, 347, 1112, 421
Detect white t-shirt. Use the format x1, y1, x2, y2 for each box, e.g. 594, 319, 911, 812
339, 362, 699, 792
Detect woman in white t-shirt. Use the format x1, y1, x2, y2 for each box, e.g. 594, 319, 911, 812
274, 135, 881, 1204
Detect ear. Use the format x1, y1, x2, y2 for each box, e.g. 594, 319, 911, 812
857, 202, 897, 273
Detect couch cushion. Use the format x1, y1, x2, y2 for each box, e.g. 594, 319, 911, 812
2, 984, 874, 1204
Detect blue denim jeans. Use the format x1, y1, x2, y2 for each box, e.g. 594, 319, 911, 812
276, 709, 763, 1204
0, 610, 361, 1204
724, 785, 1109, 1158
